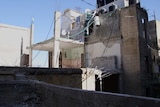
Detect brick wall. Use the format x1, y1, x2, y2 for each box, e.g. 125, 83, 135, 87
121, 5, 142, 95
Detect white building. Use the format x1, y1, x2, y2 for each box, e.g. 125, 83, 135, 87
30, 9, 84, 68
0, 24, 32, 66
155, 20, 160, 56
61, 9, 83, 33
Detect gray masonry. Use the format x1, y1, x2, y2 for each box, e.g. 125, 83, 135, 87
0, 66, 82, 89
85, 4, 154, 96
121, 4, 152, 96
0, 4, 159, 107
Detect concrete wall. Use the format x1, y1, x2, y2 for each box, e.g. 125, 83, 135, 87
85, 10, 122, 70
148, 20, 157, 49
137, 6, 153, 96
0, 81, 41, 107
0, 24, 30, 66
60, 47, 84, 68
0, 66, 82, 89
92, 56, 117, 70
121, 5, 153, 96
81, 68, 96, 90
85, 5, 153, 96
62, 59, 82, 68
148, 20, 158, 62
86, 42, 121, 69
0, 66, 96, 90
121, 5, 142, 95
156, 20, 160, 55
0, 80, 160, 107
61, 9, 82, 33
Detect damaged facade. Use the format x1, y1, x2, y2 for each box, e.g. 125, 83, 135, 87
30, 9, 84, 68
28, 0, 160, 97
84, 2, 159, 96
0, 0, 160, 106
148, 20, 160, 97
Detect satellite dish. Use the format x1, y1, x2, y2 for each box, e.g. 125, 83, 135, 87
61, 30, 67, 36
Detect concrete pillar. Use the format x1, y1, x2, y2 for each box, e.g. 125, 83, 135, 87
52, 11, 61, 68
48, 52, 53, 68
29, 21, 34, 67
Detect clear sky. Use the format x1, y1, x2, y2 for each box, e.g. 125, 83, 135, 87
0, 0, 159, 67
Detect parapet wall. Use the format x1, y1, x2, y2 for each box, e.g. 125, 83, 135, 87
0, 66, 96, 90
0, 66, 82, 88
0, 80, 159, 107
0, 81, 41, 106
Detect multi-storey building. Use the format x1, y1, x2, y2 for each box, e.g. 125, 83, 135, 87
30, 0, 160, 97
31, 9, 84, 68
84, 1, 154, 96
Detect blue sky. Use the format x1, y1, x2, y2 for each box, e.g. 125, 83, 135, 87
0, 0, 159, 67
0, 0, 96, 43
141, 0, 160, 20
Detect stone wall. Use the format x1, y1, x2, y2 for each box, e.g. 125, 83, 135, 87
120, 5, 142, 95
0, 81, 42, 107
0, 66, 82, 89
0, 66, 96, 90
0, 80, 160, 107
85, 4, 153, 96
121, 5, 152, 96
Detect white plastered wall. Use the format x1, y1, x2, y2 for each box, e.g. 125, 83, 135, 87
0, 24, 30, 66
86, 42, 121, 69
156, 20, 160, 56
